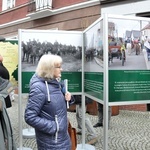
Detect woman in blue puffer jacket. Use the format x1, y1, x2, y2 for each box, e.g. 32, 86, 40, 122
24, 54, 73, 150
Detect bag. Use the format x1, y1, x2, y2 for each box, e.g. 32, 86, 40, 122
68, 121, 77, 150
4, 95, 12, 108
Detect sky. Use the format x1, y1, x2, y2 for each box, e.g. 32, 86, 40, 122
108, 18, 149, 38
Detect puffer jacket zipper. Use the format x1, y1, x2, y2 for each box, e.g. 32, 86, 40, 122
55, 115, 59, 143
45, 81, 59, 143
45, 81, 51, 103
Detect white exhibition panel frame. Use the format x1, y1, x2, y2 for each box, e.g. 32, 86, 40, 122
18, 29, 84, 149
17, 14, 150, 150
108, 14, 150, 106
83, 14, 150, 106
83, 14, 150, 150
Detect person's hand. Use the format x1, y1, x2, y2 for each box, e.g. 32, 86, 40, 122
65, 92, 71, 101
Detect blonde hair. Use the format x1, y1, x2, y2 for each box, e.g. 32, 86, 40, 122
36, 54, 62, 79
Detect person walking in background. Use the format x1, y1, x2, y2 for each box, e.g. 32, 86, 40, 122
125, 38, 132, 55
73, 95, 98, 145
0, 55, 12, 108
93, 103, 111, 128
24, 54, 74, 150
109, 37, 117, 46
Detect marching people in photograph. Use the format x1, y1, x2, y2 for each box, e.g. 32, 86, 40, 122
0, 55, 12, 108
73, 95, 98, 145
24, 54, 74, 150
21, 37, 82, 72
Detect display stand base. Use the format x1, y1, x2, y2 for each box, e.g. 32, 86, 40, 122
17, 147, 32, 150
22, 128, 35, 138
76, 144, 95, 150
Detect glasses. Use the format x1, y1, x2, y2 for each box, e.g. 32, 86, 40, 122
55, 66, 62, 69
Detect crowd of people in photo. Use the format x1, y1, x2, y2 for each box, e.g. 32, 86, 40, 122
21, 39, 82, 65
107, 36, 149, 66
109, 37, 143, 56
84, 36, 145, 65
21, 38, 104, 66
21, 36, 147, 67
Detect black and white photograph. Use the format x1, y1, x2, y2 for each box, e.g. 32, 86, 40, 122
20, 30, 83, 72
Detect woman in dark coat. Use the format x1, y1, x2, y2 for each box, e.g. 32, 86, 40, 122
0, 55, 12, 108
24, 54, 72, 150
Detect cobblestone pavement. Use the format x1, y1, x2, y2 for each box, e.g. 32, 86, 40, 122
7, 94, 150, 150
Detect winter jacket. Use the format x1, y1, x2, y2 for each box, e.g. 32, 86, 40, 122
24, 74, 72, 150
0, 77, 17, 150
0, 62, 12, 108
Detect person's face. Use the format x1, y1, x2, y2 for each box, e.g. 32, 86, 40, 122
54, 63, 63, 78
0, 55, 3, 62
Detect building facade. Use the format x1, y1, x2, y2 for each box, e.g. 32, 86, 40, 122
1, 0, 150, 38
0, 0, 101, 38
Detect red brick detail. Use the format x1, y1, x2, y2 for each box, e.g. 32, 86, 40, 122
119, 104, 147, 111
0, 1, 2, 11
53, 0, 86, 9
16, 0, 29, 6
0, 6, 28, 24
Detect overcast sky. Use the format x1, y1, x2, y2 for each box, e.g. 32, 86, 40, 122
109, 18, 149, 38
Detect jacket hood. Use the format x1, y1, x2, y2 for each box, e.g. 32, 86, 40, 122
30, 73, 58, 86
30, 74, 61, 103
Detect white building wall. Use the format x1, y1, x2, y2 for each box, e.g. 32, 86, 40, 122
101, 0, 150, 16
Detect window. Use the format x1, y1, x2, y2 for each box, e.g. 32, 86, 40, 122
35, 0, 52, 11
2, 0, 15, 11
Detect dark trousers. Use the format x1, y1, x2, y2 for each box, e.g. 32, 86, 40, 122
97, 103, 111, 124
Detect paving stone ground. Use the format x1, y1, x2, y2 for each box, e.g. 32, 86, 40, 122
7, 94, 150, 150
